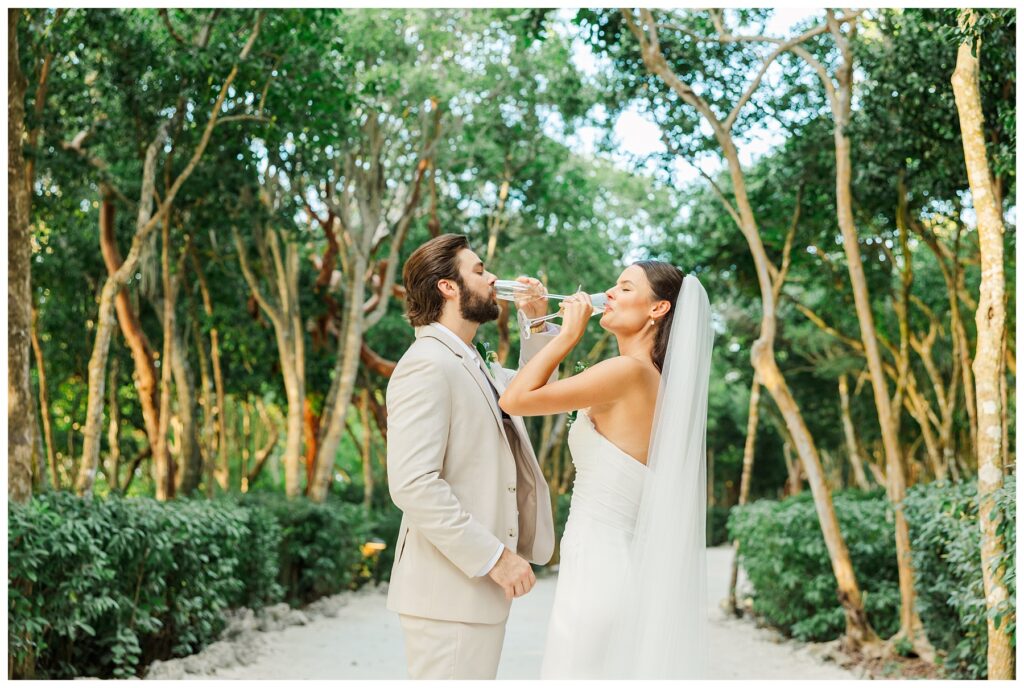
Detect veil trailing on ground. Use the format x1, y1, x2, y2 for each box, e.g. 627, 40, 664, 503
607, 273, 713, 679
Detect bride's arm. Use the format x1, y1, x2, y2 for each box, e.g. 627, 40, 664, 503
499, 293, 640, 416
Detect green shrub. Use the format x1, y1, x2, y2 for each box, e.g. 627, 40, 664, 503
727, 488, 901, 642
904, 477, 1016, 679
729, 479, 1017, 679
8, 494, 249, 678
8, 492, 387, 679
238, 494, 373, 604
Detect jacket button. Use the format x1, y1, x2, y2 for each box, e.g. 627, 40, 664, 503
508, 529, 516, 538
508, 486, 516, 493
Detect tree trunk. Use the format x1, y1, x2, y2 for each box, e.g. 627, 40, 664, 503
728, 376, 761, 615
105, 357, 121, 491
98, 191, 163, 459
171, 318, 201, 495
191, 317, 215, 495
189, 244, 229, 490
8, 8, 35, 504
153, 208, 177, 500
826, 16, 931, 658
239, 400, 252, 491
233, 225, 305, 497
951, 16, 1014, 679
245, 399, 279, 489
309, 253, 367, 502
30, 306, 58, 488
360, 388, 374, 509
838, 374, 871, 489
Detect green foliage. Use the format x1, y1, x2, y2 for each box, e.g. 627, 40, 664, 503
728, 489, 901, 642
706, 505, 732, 546
8, 493, 249, 678
8, 493, 389, 679
904, 476, 1017, 679
729, 479, 1017, 678
238, 494, 372, 604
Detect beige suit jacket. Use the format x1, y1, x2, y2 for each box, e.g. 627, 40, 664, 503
386, 323, 556, 624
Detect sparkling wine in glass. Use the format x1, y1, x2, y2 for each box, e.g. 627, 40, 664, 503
519, 293, 608, 339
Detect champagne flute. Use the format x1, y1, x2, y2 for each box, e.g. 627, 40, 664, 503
493, 279, 592, 304
519, 293, 608, 340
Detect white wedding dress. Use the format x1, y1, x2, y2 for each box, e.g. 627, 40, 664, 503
540, 409, 647, 679
539, 274, 712, 679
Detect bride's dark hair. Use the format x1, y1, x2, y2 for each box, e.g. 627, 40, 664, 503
633, 260, 685, 373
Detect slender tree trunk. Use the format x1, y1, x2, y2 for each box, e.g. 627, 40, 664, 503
245, 399, 278, 488
728, 376, 761, 615
360, 388, 374, 509
826, 17, 931, 657
171, 318, 201, 494
153, 208, 177, 500
191, 318, 215, 495
951, 232, 980, 458
32, 396, 49, 492
310, 253, 367, 501
8, 8, 35, 503
838, 374, 871, 489
105, 357, 121, 491
952, 17, 1014, 678
189, 245, 229, 489
240, 400, 252, 492
234, 226, 305, 497
98, 190, 163, 456
303, 397, 321, 488
30, 306, 58, 488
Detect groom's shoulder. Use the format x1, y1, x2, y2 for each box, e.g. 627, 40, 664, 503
392, 335, 460, 376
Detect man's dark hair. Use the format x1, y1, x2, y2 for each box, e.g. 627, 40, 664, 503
402, 234, 470, 327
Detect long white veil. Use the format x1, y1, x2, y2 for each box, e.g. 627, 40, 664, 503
607, 273, 713, 678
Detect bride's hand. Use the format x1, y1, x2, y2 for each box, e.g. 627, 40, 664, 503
557, 292, 592, 346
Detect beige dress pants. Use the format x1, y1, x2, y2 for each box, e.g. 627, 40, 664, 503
399, 614, 507, 679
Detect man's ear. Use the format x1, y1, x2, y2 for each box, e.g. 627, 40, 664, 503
437, 278, 459, 301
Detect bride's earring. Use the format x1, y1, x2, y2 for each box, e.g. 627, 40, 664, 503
649, 318, 655, 328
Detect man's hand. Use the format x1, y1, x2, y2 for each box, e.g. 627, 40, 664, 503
486, 546, 537, 601
514, 276, 548, 321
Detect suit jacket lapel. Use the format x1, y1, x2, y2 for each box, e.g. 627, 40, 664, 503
416, 325, 506, 432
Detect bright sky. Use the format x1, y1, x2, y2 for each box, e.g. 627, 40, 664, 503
553, 9, 817, 188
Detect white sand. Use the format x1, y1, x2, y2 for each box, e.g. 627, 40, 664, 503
169, 546, 860, 680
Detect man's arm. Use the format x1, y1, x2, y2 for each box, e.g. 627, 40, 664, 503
386, 356, 503, 577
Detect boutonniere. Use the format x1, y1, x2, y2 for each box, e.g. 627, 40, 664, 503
475, 341, 501, 376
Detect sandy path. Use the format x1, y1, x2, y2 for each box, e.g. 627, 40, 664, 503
176, 546, 858, 680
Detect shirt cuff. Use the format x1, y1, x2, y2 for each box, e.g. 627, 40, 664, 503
475, 543, 505, 577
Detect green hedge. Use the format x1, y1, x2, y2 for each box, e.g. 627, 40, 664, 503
8, 493, 395, 679
728, 488, 902, 642
904, 478, 1016, 679
728, 478, 1016, 679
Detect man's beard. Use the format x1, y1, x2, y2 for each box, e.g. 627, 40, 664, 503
459, 281, 500, 323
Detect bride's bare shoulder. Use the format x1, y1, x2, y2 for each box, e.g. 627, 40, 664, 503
593, 355, 658, 378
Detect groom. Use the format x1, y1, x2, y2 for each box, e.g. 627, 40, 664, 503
385, 234, 556, 679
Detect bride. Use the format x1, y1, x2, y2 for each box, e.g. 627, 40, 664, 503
498, 261, 713, 679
